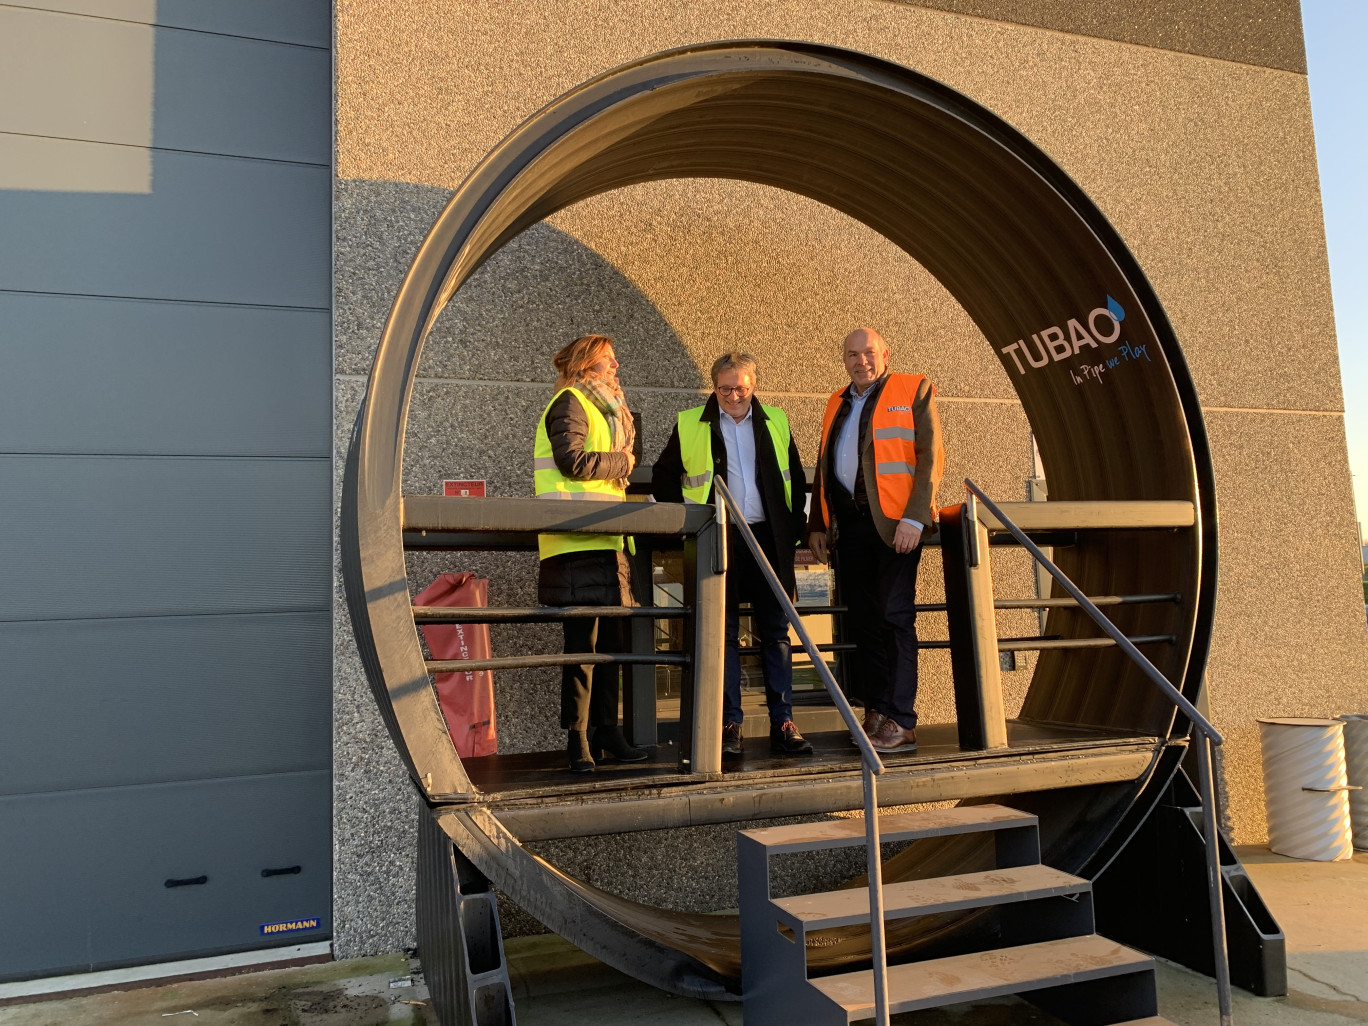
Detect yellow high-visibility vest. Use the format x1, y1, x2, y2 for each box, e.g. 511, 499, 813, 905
677, 403, 793, 509
534, 387, 625, 560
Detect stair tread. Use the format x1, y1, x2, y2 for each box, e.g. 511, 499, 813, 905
739, 804, 1034, 852
773, 864, 1087, 928
1110, 1019, 1177, 1025
808, 934, 1152, 1018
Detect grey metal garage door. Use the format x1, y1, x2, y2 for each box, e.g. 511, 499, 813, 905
0, 2, 332, 979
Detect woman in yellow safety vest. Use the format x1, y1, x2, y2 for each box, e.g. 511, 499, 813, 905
534, 334, 647, 772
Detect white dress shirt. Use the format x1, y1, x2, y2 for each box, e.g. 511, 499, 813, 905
832, 382, 923, 532
718, 405, 766, 523
834, 386, 873, 496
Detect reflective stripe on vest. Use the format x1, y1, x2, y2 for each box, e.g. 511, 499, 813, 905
676, 408, 714, 504
534, 387, 625, 560
676, 403, 793, 509
816, 374, 932, 528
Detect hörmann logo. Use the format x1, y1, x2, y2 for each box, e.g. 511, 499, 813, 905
1000, 296, 1125, 376
260, 917, 322, 936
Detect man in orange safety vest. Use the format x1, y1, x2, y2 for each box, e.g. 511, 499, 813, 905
807, 328, 945, 752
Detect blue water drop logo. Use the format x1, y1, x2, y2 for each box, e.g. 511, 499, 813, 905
1106, 295, 1126, 322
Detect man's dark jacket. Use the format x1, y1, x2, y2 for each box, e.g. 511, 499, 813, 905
651, 396, 807, 596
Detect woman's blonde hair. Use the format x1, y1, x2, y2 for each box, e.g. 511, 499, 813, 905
552, 334, 615, 389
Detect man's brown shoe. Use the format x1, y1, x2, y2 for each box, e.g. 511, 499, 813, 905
853, 708, 886, 747
868, 717, 918, 753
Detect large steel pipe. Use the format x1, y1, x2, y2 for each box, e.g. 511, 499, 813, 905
341, 40, 1218, 995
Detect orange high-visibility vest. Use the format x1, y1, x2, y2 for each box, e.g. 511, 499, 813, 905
816, 373, 937, 529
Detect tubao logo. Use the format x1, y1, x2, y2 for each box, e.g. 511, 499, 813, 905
1000, 296, 1126, 376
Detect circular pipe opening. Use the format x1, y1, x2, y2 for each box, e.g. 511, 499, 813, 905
342, 40, 1217, 995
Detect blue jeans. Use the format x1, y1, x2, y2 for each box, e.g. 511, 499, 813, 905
723, 521, 794, 726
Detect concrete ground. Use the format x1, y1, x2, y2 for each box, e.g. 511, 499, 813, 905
2, 846, 1364, 1026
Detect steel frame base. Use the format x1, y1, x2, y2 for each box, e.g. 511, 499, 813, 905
417, 808, 517, 1026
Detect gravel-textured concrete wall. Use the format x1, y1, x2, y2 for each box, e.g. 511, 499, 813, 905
332, 0, 1365, 956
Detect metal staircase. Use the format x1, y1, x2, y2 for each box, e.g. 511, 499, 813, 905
738, 804, 1175, 1026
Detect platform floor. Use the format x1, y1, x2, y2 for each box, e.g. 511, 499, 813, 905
461, 719, 1160, 802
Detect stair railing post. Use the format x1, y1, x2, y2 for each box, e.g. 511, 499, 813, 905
685, 494, 725, 775
940, 497, 1009, 750
863, 764, 891, 1026
964, 478, 1233, 1026
712, 478, 891, 1023
624, 536, 658, 748
678, 526, 724, 774
1198, 733, 1235, 1026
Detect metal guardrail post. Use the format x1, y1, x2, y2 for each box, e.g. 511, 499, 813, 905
1026, 474, 1051, 634
863, 763, 890, 1026
711, 479, 889, 1026
1198, 734, 1235, 1026
963, 479, 1232, 1026
625, 537, 658, 748
940, 497, 1009, 750
681, 503, 725, 775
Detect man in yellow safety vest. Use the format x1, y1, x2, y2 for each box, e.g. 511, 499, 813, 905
807, 328, 945, 753
652, 352, 813, 759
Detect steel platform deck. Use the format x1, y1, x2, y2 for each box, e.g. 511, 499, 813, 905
455, 720, 1168, 840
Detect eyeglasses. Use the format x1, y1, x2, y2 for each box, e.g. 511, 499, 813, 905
716, 386, 753, 398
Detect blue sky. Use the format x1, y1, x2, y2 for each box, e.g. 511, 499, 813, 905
1303, 1, 1368, 536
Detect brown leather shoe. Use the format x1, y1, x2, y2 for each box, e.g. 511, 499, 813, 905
868, 717, 918, 753
853, 708, 886, 747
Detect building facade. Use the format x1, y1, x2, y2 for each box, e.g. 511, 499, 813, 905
2, 0, 1362, 983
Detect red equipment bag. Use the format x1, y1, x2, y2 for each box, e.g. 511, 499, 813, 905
413, 572, 498, 758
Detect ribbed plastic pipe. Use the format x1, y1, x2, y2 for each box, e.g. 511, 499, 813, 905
1258, 718, 1353, 861
1339, 714, 1368, 851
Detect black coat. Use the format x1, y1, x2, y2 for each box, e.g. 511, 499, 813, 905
536, 388, 637, 607
651, 396, 807, 596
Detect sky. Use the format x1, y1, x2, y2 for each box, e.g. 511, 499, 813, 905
1302, 2, 1368, 538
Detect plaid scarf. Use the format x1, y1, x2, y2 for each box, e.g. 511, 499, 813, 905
574, 376, 635, 459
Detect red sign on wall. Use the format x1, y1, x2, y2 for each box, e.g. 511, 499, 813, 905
443, 479, 486, 498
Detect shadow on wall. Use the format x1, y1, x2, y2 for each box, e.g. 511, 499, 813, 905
336, 180, 702, 498
337, 180, 703, 760
422, 219, 700, 391
404, 221, 706, 499
407, 216, 706, 759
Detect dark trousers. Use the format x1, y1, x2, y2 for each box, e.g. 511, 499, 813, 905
833, 509, 922, 730
560, 617, 624, 731
723, 520, 794, 726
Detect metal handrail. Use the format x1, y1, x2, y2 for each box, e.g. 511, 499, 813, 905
964, 479, 1232, 1026
765, 592, 1180, 615
712, 478, 892, 1026
413, 605, 688, 623
424, 651, 690, 674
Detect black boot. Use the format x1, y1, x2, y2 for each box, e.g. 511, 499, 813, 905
567, 729, 596, 773
591, 725, 648, 763
770, 720, 814, 756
